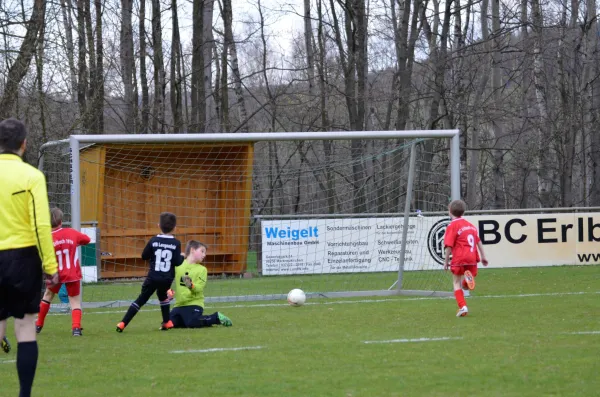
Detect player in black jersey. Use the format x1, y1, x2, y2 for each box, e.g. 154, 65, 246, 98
116, 212, 183, 332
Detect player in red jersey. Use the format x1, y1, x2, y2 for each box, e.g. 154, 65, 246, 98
36, 208, 91, 335
443, 200, 489, 317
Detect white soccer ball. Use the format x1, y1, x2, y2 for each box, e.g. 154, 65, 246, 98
287, 288, 306, 306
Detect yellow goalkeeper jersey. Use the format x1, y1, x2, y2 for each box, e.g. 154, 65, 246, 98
0, 153, 58, 275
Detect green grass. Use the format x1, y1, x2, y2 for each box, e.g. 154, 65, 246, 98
1, 266, 600, 396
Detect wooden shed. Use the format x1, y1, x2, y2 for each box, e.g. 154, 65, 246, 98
79, 143, 253, 279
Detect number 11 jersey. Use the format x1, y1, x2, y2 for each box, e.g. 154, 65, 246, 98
141, 234, 183, 281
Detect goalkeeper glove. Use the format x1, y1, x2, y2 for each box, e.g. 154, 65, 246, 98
183, 274, 194, 289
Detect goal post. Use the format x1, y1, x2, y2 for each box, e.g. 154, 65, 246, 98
40, 130, 460, 306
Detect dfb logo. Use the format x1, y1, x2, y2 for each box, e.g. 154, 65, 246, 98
427, 218, 451, 265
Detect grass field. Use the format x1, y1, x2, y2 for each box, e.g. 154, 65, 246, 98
1, 266, 599, 396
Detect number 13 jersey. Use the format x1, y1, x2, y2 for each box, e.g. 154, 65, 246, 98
141, 234, 183, 281
443, 218, 481, 266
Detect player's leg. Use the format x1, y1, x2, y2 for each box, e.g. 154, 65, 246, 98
186, 307, 232, 328
0, 258, 12, 353
117, 278, 156, 332
451, 267, 468, 317
35, 287, 58, 333
169, 307, 185, 328
12, 247, 44, 397
0, 285, 11, 353
66, 282, 82, 336
463, 266, 476, 290
156, 281, 173, 330
0, 319, 10, 353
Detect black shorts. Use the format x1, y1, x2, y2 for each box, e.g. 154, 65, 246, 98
0, 246, 43, 320
136, 277, 173, 304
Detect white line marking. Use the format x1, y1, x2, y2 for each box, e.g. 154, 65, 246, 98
0, 360, 16, 364
170, 346, 264, 354
58, 291, 600, 316
568, 331, 600, 335
364, 337, 463, 344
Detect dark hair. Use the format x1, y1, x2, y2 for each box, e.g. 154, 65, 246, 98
0, 118, 27, 153
159, 212, 177, 234
449, 199, 466, 217
185, 240, 208, 257
50, 207, 63, 228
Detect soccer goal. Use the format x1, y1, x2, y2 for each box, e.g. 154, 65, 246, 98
39, 130, 460, 307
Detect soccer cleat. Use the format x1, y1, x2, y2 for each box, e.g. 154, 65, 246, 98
464, 270, 476, 290
1, 336, 10, 353
217, 312, 232, 327
160, 320, 174, 331
72, 328, 83, 336
456, 306, 469, 317
116, 322, 125, 333
35, 325, 43, 334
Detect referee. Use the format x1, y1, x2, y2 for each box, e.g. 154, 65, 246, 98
0, 118, 59, 397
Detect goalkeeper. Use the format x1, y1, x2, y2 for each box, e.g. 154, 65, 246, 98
167, 240, 232, 328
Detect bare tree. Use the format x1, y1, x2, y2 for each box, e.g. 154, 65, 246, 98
120, 0, 135, 133
139, 0, 149, 134
151, 0, 165, 133
0, 0, 46, 119
191, 0, 205, 132
170, 0, 184, 132
222, 0, 249, 132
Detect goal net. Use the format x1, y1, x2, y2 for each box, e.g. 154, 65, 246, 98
39, 131, 460, 307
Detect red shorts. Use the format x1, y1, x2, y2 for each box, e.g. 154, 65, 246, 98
48, 281, 81, 297
450, 264, 478, 277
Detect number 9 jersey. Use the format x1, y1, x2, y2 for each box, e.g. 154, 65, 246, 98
443, 217, 481, 266
52, 228, 92, 283
141, 234, 183, 280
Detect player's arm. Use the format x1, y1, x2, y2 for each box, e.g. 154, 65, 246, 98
141, 239, 153, 260
174, 243, 183, 267
191, 266, 207, 293
444, 247, 452, 270
75, 230, 91, 246
29, 173, 58, 276
476, 241, 488, 266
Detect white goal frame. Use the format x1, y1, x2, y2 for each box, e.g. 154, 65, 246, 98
66, 130, 460, 301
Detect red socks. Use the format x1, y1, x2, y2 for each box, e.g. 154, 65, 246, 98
72, 308, 82, 329
36, 300, 51, 327
454, 289, 466, 308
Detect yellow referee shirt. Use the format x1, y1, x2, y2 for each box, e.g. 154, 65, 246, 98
0, 153, 58, 275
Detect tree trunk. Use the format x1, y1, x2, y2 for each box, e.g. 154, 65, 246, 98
222, 0, 249, 132
490, 0, 506, 208
466, 0, 489, 208
120, 0, 135, 133
76, 0, 88, 128
151, 0, 165, 133
84, 0, 96, 132
304, 0, 315, 97
139, 0, 149, 134
584, 0, 600, 204
531, 0, 555, 207
191, 0, 205, 132
0, 0, 46, 119
95, 0, 104, 134
203, 0, 215, 131
170, 0, 183, 132
60, 0, 78, 103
